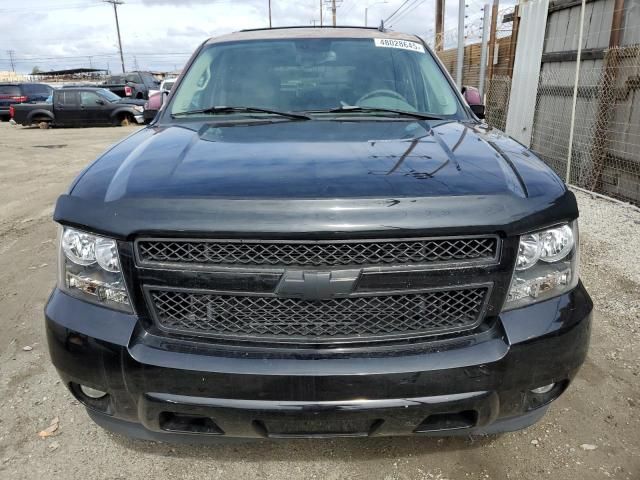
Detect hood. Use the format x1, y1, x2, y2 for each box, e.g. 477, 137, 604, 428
57, 119, 575, 238
117, 98, 146, 106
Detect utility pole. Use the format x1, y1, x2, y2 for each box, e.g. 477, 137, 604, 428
486, 0, 499, 82
104, 0, 125, 73
435, 0, 444, 51
320, 0, 323, 26
7, 50, 16, 72
455, 0, 465, 88
478, 3, 490, 97
268, 0, 272, 27
332, 0, 336, 26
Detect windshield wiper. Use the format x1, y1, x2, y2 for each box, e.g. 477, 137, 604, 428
309, 106, 443, 121
172, 105, 311, 120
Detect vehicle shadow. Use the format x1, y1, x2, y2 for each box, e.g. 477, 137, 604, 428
107, 431, 502, 461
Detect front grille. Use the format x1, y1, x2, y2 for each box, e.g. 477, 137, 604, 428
148, 287, 489, 342
137, 237, 498, 269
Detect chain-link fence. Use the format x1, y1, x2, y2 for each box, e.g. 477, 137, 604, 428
529, 46, 640, 205
434, 0, 640, 207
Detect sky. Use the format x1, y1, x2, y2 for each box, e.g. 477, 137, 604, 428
0, 0, 512, 74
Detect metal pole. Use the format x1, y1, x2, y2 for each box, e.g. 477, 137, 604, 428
565, 0, 586, 182
478, 3, 491, 97
269, 0, 272, 27
435, 0, 444, 51
365, 7, 368, 26
7, 50, 15, 72
320, 0, 323, 26
455, 0, 465, 89
332, 0, 337, 26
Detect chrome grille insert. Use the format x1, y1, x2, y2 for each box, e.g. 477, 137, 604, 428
148, 287, 490, 343
136, 237, 498, 269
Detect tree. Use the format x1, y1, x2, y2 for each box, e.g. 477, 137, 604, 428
31, 66, 42, 74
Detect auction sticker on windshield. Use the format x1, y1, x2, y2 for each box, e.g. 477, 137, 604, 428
374, 38, 425, 53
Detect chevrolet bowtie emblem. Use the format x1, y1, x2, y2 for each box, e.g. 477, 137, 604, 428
275, 270, 361, 300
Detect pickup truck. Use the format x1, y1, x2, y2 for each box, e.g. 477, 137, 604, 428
46, 27, 592, 442
104, 71, 160, 100
11, 87, 145, 127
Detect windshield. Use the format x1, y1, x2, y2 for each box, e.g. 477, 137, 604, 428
107, 75, 124, 84
0, 85, 21, 96
170, 38, 463, 118
97, 88, 121, 102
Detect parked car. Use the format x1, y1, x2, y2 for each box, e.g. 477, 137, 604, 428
142, 90, 162, 123
0, 82, 53, 119
11, 87, 145, 127
46, 27, 592, 443
143, 78, 178, 123
104, 71, 159, 100
160, 77, 177, 92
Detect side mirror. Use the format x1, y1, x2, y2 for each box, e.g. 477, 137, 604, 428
462, 86, 485, 119
96, 99, 105, 105
161, 90, 169, 106
470, 104, 485, 119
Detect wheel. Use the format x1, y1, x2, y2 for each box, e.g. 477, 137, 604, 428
38, 121, 50, 129
118, 114, 133, 127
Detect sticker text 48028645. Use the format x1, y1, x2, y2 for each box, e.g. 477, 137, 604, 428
374, 38, 425, 53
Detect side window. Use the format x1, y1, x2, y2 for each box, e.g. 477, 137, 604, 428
141, 72, 159, 87
126, 73, 141, 83
80, 91, 102, 106
58, 91, 79, 106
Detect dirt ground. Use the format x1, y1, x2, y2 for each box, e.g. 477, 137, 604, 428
0, 121, 638, 480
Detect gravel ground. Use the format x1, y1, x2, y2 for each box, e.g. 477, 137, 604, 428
0, 122, 638, 479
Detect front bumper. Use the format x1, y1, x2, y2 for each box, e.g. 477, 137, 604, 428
133, 114, 145, 124
45, 282, 592, 441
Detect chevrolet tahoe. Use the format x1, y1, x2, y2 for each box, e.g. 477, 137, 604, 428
45, 27, 592, 442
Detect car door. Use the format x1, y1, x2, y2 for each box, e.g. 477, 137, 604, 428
54, 90, 81, 126
79, 90, 109, 125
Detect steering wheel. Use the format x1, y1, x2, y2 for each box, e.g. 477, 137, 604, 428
356, 89, 409, 105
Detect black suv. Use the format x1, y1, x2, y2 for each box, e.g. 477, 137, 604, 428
0, 82, 52, 119
45, 27, 592, 442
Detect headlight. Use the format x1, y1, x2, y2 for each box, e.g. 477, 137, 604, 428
134, 105, 144, 113
503, 221, 579, 311
58, 227, 132, 312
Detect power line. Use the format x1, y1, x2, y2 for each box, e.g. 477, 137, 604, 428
384, 0, 412, 23
387, 0, 427, 27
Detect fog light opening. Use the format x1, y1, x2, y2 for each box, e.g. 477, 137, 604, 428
70, 383, 112, 414
530, 383, 555, 395
79, 384, 108, 399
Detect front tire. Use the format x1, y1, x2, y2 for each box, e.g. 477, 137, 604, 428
117, 113, 134, 127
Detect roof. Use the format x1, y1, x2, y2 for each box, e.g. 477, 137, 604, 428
205, 26, 421, 45
33, 68, 106, 76
59, 86, 104, 91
